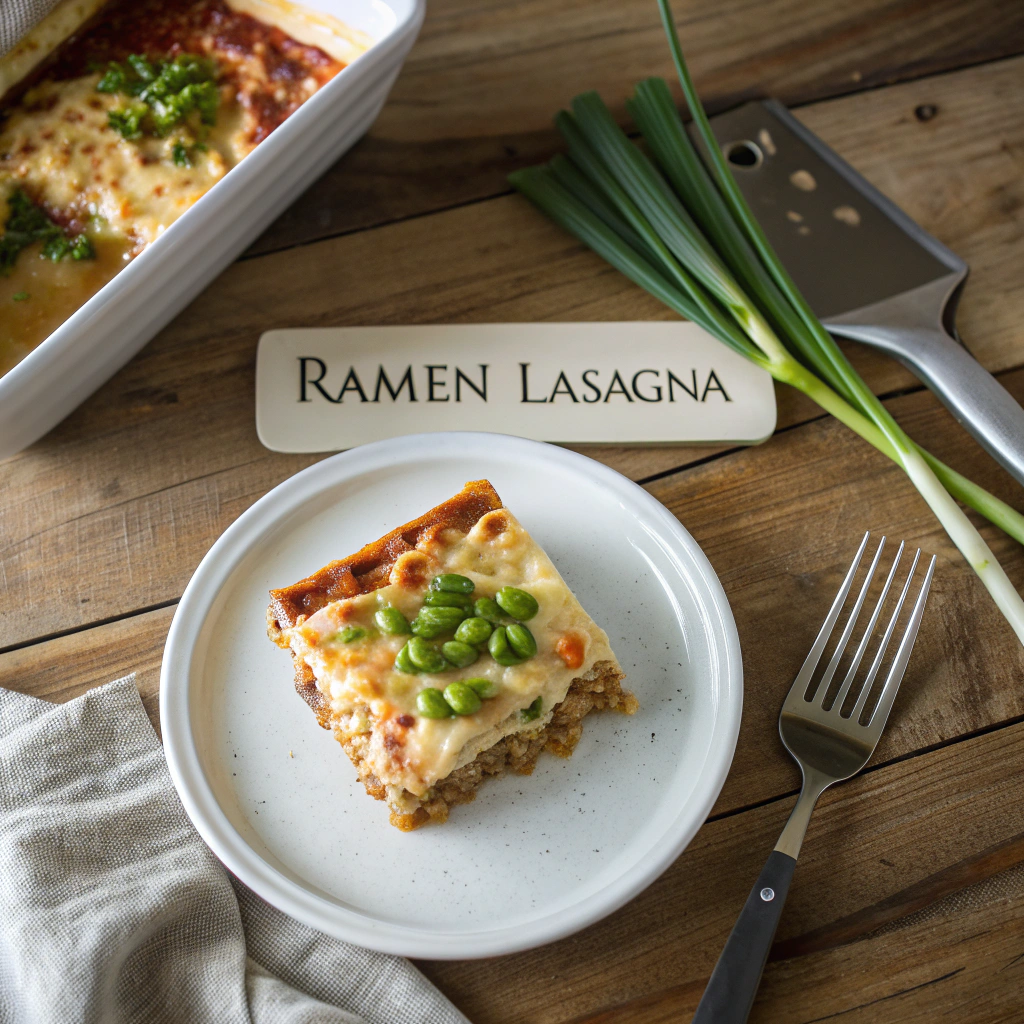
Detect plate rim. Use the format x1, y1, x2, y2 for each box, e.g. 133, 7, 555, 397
160, 431, 742, 958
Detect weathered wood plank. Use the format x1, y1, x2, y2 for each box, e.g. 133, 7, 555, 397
0, 605, 171, 727
4, 58, 1024, 647
251, 0, 1024, 253
419, 718, 1024, 1023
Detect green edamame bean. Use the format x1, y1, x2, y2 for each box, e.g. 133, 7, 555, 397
431, 573, 475, 595
473, 597, 505, 623
394, 644, 420, 674
505, 623, 537, 659
333, 625, 367, 643
407, 636, 447, 673
495, 586, 539, 621
411, 605, 466, 638
488, 626, 524, 666
455, 616, 492, 646
374, 606, 411, 635
441, 640, 479, 668
423, 591, 474, 610
417, 687, 453, 718
465, 677, 497, 699
521, 696, 543, 722
443, 682, 482, 716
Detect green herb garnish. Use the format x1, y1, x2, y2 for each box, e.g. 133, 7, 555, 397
99, 54, 219, 143
0, 190, 95, 276
12, 291, 29, 301
171, 141, 191, 167
508, 0, 1024, 644
521, 697, 543, 723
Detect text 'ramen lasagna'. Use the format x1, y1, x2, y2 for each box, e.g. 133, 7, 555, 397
0, 0, 365, 375
267, 480, 638, 830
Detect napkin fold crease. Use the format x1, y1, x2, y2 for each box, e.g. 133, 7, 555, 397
0, 676, 468, 1024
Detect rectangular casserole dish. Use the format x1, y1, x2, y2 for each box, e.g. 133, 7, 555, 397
0, 0, 424, 458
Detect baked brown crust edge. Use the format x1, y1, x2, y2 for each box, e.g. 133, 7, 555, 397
266, 479, 504, 723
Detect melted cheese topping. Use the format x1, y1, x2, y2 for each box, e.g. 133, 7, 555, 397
283, 510, 618, 799
0, 0, 351, 376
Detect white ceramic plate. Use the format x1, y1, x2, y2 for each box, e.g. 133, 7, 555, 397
161, 433, 742, 958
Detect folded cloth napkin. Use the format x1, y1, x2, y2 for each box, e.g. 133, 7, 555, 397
1, 0, 62, 57
0, 676, 470, 1024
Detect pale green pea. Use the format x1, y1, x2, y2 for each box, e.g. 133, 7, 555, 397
465, 677, 498, 699
394, 644, 420, 674
488, 626, 524, 666
407, 636, 447, 673
431, 573, 475, 595
423, 591, 474, 610
473, 597, 505, 623
417, 688, 453, 718
374, 606, 411, 634
455, 616, 492, 646
495, 586, 539, 621
441, 640, 479, 668
443, 682, 482, 716
505, 623, 537, 659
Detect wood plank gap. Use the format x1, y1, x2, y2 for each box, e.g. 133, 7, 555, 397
0, 598, 179, 657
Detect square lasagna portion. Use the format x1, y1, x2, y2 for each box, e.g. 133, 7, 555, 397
266, 479, 638, 830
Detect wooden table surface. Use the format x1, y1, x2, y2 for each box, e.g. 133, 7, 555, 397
4, 0, 1024, 1020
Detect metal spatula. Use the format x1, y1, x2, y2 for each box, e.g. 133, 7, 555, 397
699, 101, 1024, 486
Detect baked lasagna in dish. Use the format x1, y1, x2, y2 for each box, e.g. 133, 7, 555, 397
0, 0, 366, 376
267, 480, 639, 831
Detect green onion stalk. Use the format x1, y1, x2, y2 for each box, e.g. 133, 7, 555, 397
508, 0, 1024, 645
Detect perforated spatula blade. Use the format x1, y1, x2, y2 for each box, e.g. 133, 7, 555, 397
699, 101, 1024, 486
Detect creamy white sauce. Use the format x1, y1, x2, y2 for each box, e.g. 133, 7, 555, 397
284, 510, 617, 797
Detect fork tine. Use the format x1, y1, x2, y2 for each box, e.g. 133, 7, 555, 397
811, 535, 886, 706
863, 554, 936, 731
850, 547, 922, 723
829, 541, 905, 715
788, 532, 871, 705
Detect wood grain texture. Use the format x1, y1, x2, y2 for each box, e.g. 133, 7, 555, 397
418, 719, 1024, 1023
0, 605, 170, 727
251, 0, 1024, 254
4, 57, 1024, 649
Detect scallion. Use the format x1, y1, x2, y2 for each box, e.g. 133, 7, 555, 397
509, 0, 1024, 644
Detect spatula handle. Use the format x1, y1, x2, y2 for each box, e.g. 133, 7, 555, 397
836, 324, 1024, 488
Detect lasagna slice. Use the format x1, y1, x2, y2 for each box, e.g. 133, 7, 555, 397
267, 479, 638, 831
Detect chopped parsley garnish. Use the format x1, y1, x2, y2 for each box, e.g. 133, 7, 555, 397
0, 190, 95, 276
172, 141, 192, 168
12, 291, 29, 301
98, 54, 219, 141
521, 697, 543, 722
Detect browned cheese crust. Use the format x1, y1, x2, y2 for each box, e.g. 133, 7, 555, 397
266, 479, 503, 725
267, 479, 639, 830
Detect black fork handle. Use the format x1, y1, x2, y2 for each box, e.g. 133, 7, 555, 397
691, 851, 798, 1024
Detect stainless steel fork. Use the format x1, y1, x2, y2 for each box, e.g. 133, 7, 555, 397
692, 533, 936, 1024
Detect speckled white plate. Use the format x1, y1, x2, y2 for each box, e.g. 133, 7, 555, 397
161, 432, 742, 959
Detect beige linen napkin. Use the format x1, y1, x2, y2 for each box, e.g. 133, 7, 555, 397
0, 676, 470, 1024
1, 0, 62, 57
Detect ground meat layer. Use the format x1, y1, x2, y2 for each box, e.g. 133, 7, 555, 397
336, 660, 638, 831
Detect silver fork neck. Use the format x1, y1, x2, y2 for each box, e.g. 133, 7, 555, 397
775, 767, 832, 860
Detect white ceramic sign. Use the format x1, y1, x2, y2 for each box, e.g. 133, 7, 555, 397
255, 322, 776, 451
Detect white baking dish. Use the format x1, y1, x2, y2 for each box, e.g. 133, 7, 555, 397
0, 0, 425, 459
